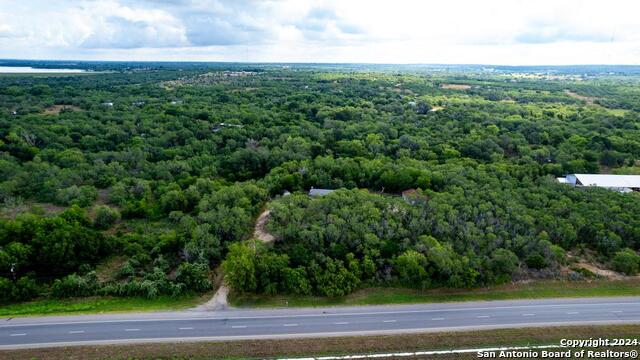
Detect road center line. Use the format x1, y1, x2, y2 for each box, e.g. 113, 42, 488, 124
2, 300, 638, 329
125, 328, 140, 332
283, 323, 298, 327
9, 333, 27, 336
334, 322, 349, 325
477, 315, 490, 318
231, 325, 247, 328
567, 312, 579, 315
522, 314, 536, 316
178, 327, 193, 330
383, 320, 397, 323
431, 318, 445, 321
68, 330, 85, 334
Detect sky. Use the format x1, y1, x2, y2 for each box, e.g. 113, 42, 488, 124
0, 0, 639, 65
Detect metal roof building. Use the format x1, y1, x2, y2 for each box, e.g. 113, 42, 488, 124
308, 188, 335, 196
558, 174, 640, 192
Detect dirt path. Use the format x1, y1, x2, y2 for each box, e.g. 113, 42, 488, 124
201, 209, 275, 311
573, 262, 625, 280
564, 90, 599, 105
254, 209, 275, 243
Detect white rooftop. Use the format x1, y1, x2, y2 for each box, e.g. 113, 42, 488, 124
309, 188, 335, 196
568, 174, 640, 188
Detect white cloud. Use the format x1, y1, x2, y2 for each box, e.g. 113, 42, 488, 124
0, 0, 638, 64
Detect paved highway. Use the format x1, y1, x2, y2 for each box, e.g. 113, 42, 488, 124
1, 297, 639, 349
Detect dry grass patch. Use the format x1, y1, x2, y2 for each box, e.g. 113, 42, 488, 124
440, 83, 471, 90
43, 104, 81, 115
563, 90, 599, 104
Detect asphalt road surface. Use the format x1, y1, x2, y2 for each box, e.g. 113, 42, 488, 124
1, 297, 639, 349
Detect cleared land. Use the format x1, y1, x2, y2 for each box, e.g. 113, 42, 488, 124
0, 294, 212, 317
440, 83, 471, 90
42, 104, 81, 115
564, 89, 599, 104
1, 325, 638, 360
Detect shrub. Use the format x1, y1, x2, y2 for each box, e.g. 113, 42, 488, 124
0, 277, 14, 302
525, 254, 548, 269
12, 276, 40, 301
550, 245, 566, 265
93, 205, 121, 229
394, 250, 429, 289
55, 185, 97, 207
489, 249, 519, 283
612, 248, 640, 275
51, 272, 99, 298
175, 262, 212, 293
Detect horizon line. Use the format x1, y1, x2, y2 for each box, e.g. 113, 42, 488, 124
1, 58, 640, 67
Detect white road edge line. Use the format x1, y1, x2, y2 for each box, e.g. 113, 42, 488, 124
567, 312, 579, 315
334, 322, 349, 325
283, 324, 298, 327
522, 314, 536, 316
2, 320, 639, 350
125, 329, 140, 332
68, 331, 85, 334
9, 333, 27, 337
477, 316, 490, 318
231, 325, 247, 329
431, 318, 445, 321
383, 320, 397, 323
179, 327, 194, 330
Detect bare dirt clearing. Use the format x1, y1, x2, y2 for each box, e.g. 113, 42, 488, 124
203, 209, 276, 310
43, 104, 81, 115
441, 83, 471, 90
254, 209, 275, 243
564, 90, 599, 104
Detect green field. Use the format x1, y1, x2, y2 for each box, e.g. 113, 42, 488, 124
230, 279, 640, 308
0, 293, 211, 317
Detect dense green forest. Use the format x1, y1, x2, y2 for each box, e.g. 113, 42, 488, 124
1, 63, 640, 302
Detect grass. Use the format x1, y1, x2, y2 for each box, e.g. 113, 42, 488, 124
2, 324, 639, 359
230, 278, 640, 308
0, 293, 212, 317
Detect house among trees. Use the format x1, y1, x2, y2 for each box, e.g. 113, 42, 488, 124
402, 188, 429, 205
309, 187, 335, 196
557, 174, 640, 193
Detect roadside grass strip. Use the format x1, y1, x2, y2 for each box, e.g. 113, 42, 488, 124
278, 344, 565, 359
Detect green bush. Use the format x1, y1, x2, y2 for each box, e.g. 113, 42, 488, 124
51, 272, 99, 298
93, 205, 121, 229
394, 250, 429, 289
10, 276, 40, 301
489, 249, 519, 283
525, 254, 548, 269
612, 248, 640, 275
0, 277, 14, 302
55, 185, 97, 207
175, 262, 212, 293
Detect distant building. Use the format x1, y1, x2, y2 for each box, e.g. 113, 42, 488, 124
402, 189, 429, 205
309, 187, 335, 197
212, 122, 244, 132
557, 174, 640, 193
